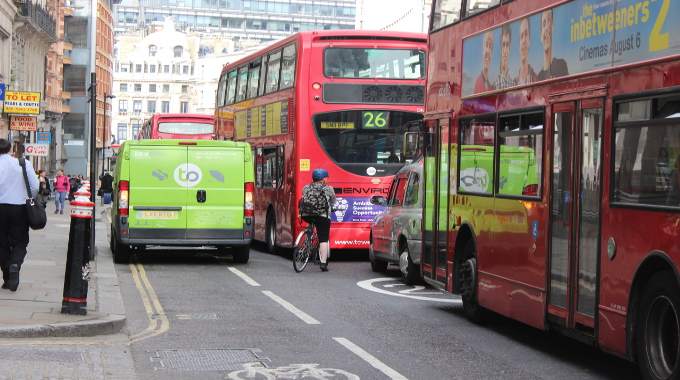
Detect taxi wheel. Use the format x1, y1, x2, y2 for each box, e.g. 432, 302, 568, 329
399, 245, 421, 285
369, 240, 388, 272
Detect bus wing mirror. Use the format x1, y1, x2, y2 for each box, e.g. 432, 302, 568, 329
403, 132, 419, 160
370, 195, 386, 206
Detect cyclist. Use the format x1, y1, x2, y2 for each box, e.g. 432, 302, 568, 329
301, 168, 336, 271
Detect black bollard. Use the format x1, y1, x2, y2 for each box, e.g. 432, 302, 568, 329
62, 197, 94, 315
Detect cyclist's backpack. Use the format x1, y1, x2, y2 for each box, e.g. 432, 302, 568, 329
299, 183, 328, 215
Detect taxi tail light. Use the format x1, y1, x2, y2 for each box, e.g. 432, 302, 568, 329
244, 182, 254, 217
118, 180, 130, 216
522, 184, 538, 197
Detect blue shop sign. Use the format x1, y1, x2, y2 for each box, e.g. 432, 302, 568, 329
36, 132, 52, 144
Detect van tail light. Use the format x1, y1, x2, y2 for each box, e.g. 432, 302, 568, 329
522, 184, 538, 197
118, 180, 130, 216
244, 182, 254, 217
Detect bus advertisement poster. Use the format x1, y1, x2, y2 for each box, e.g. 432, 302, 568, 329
461, 0, 679, 97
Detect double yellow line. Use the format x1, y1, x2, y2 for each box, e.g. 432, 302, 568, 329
129, 254, 169, 343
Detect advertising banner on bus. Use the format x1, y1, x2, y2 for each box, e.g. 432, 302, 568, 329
461, 0, 679, 97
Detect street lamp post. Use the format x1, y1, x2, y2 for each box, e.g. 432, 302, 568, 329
103, 93, 116, 173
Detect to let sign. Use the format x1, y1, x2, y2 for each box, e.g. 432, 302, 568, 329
9, 116, 38, 131
24, 144, 49, 157
3, 91, 41, 114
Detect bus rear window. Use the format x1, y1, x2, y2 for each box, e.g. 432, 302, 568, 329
324, 48, 425, 79
158, 122, 214, 135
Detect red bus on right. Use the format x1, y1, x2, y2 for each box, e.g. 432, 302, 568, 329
424, 0, 680, 378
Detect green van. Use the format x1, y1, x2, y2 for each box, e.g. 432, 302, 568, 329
109, 139, 255, 263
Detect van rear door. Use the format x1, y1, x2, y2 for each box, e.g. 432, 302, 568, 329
128, 145, 189, 239
186, 146, 246, 239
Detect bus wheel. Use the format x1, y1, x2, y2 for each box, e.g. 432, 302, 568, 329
636, 271, 680, 380
266, 212, 277, 254
461, 241, 489, 324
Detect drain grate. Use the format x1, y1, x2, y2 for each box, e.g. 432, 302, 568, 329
176, 313, 220, 320
150, 349, 270, 371
0, 348, 83, 363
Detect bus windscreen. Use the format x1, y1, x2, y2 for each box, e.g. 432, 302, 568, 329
324, 48, 426, 79
313, 110, 422, 168
158, 122, 214, 135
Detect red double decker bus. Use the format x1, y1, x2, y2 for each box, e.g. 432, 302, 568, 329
423, 0, 680, 378
138, 113, 215, 140
214, 30, 427, 252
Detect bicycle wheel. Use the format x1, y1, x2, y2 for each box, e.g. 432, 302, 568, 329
294, 231, 312, 272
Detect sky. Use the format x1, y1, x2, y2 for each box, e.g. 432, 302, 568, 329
357, 0, 429, 33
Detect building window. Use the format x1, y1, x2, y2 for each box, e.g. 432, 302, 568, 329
118, 100, 128, 112
163, 84, 170, 92
135, 64, 142, 73
120, 64, 128, 73
120, 83, 128, 92
164, 65, 170, 73
63, 66, 87, 95
134, 84, 141, 92
117, 123, 127, 141
149, 84, 156, 92
174, 46, 183, 58
180, 101, 189, 113
150, 65, 156, 73
149, 45, 157, 57
161, 101, 170, 113
181, 85, 189, 93
133, 100, 142, 113
147, 100, 156, 113
183, 66, 190, 74
132, 124, 141, 139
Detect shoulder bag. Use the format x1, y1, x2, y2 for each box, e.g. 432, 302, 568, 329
19, 159, 47, 230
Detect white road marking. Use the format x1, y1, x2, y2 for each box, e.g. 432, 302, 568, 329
228, 267, 261, 286
357, 277, 462, 304
262, 291, 320, 324
334, 337, 408, 380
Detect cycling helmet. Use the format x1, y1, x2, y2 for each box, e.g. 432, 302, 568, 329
312, 168, 329, 180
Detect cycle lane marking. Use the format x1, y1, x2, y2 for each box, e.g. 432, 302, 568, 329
228, 267, 261, 286
358, 277, 462, 304
334, 337, 408, 380
262, 291, 321, 325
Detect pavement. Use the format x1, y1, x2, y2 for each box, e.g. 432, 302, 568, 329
0, 199, 126, 338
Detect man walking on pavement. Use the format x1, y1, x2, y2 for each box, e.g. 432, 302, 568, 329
0, 138, 39, 291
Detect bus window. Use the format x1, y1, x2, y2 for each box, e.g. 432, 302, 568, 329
236, 66, 248, 103
258, 55, 269, 97
324, 48, 426, 79
247, 59, 261, 99
227, 70, 238, 105
459, 116, 495, 194
432, 0, 461, 31
498, 112, 543, 197
281, 44, 296, 89
257, 146, 283, 189
464, 0, 500, 18
265, 51, 282, 94
217, 71, 228, 107
613, 94, 680, 206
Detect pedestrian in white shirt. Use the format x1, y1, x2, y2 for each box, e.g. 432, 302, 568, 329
0, 139, 39, 291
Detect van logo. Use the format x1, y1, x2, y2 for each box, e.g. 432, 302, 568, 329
174, 163, 202, 187
152, 169, 169, 181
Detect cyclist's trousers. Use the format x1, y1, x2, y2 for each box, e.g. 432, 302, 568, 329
301, 216, 331, 242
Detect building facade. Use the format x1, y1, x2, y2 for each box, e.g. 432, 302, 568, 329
113, 0, 355, 41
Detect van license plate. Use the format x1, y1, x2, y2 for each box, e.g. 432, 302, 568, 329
138, 211, 176, 219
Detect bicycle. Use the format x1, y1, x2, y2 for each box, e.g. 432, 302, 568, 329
293, 220, 320, 272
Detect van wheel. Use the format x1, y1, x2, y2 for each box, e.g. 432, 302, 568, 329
266, 212, 277, 254
232, 245, 250, 263
636, 271, 680, 380
399, 245, 421, 285
111, 230, 131, 264
460, 240, 489, 324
